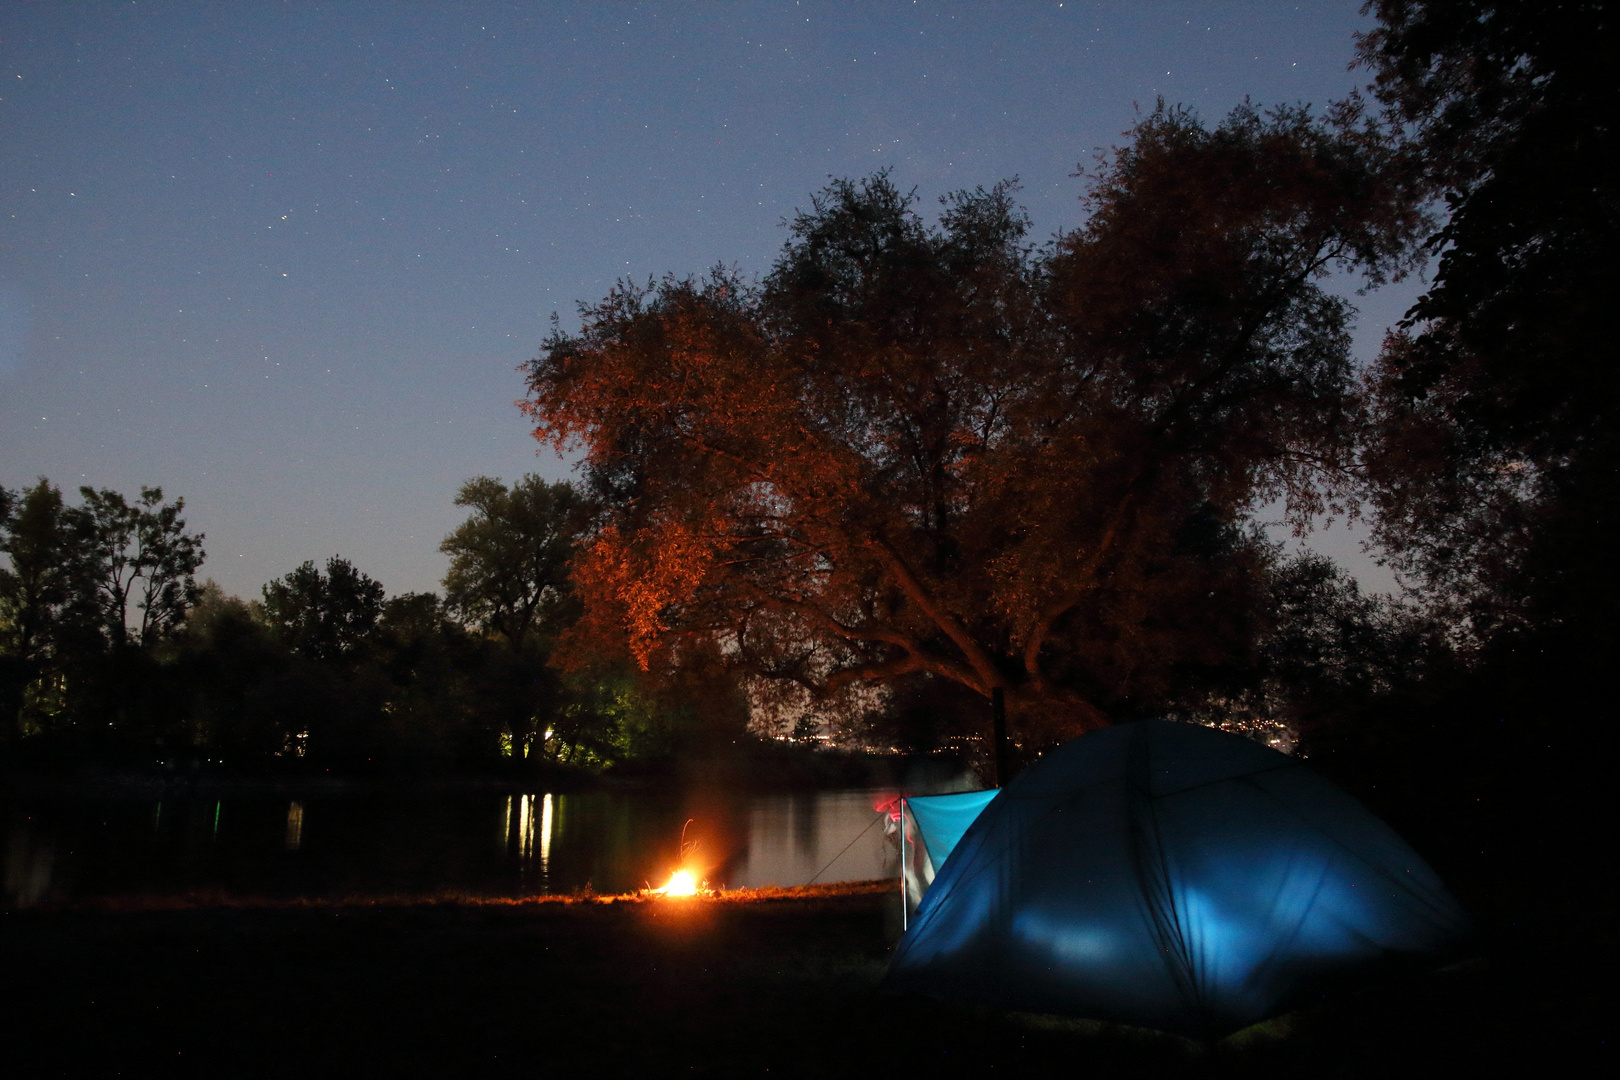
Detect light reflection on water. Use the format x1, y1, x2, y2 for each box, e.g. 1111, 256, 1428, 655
503, 794, 556, 883
285, 801, 304, 852
1, 782, 971, 905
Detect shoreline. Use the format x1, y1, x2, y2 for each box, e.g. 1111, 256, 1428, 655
0, 743, 975, 801
20, 878, 898, 913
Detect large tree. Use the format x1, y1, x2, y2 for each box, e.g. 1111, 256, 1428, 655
524, 104, 1419, 748
1340, 3, 1617, 885
1358, 1, 1617, 638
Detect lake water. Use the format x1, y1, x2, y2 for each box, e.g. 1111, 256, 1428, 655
3, 780, 974, 905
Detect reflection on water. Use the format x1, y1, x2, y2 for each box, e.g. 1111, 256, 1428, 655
285, 801, 304, 851
6, 817, 54, 907
540, 793, 554, 868
3, 772, 976, 905
732, 792, 894, 888
503, 794, 556, 881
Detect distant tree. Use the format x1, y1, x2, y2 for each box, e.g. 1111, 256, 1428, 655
261, 557, 385, 663
1260, 555, 1428, 699
440, 475, 585, 650
524, 104, 1420, 751
1, 480, 79, 743
437, 477, 593, 762
1, 481, 207, 753
377, 591, 451, 644
0, 479, 81, 666
72, 486, 206, 647
549, 636, 748, 766
167, 582, 298, 761
355, 592, 486, 768
1206, 552, 1438, 747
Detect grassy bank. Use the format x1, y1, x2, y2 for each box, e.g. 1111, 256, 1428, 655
2, 882, 1607, 1078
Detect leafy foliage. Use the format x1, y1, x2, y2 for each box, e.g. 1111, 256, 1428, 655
261, 556, 386, 663
1, 479, 205, 750
441, 475, 584, 650
73, 485, 206, 648
524, 104, 1420, 747
1358, 0, 1619, 636
0, 480, 79, 667
1276, 4, 1620, 918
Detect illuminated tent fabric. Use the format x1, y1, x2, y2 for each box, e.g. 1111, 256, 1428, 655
901, 790, 999, 916
885, 720, 1469, 1037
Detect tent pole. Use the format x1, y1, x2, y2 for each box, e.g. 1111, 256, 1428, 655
900, 797, 907, 932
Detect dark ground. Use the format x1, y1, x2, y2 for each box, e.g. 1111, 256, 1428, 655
2, 882, 1611, 1079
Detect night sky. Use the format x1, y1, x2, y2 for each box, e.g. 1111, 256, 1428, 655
1, 2, 1406, 601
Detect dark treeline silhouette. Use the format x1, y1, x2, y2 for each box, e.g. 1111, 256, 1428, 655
0, 471, 1429, 785
0, 475, 748, 779
1307, 0, 1617, 927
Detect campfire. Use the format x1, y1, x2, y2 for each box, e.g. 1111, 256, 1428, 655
650, 819, 706, 897
655, 869, 699, 897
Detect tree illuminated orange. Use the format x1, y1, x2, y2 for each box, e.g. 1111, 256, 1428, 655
524, 104, 1420, 747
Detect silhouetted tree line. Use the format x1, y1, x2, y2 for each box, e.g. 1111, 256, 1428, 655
0, 475, 746, 776
1309, 0, 1617, 908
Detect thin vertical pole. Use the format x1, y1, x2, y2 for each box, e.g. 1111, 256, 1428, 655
900, 797, 907, 932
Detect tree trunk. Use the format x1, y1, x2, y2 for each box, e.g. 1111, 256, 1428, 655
992, 686, 1014, 788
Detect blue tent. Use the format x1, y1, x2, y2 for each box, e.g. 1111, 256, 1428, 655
885, 720, 1469, 1036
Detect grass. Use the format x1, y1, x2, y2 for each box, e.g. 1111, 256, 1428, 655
1, 881, 1610, 1078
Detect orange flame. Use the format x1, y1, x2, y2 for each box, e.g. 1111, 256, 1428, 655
657, 870, 698, 896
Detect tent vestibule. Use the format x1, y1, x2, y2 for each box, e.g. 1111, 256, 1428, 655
900, 789, 999, 925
